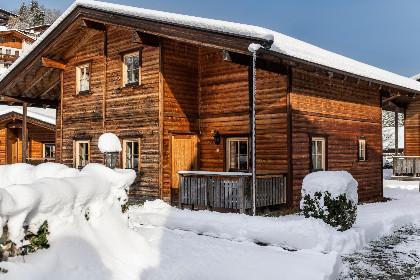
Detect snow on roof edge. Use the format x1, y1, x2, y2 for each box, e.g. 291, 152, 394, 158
0, 106, 56, 125
1, 0, 420, 94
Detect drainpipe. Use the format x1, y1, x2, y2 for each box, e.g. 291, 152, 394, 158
249, 44, 258, 216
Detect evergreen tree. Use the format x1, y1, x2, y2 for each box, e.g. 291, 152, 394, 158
7, 1, 61, 30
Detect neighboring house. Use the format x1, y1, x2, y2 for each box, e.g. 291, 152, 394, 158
0, 9, 17, 26
1, 1, 420, 208
0, 105, 56, 164
25, 24, 51, 38
0, 26, 35, 70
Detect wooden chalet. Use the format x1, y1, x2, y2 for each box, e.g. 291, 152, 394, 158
0, 105, 56, 165
1, 1, 420, 211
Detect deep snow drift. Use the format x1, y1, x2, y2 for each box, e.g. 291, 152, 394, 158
0, 163, 158, 280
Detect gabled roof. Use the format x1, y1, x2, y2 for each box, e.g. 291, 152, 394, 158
1, 0, 420, 102
0, 27, 36, 42
0, 105, 56, 125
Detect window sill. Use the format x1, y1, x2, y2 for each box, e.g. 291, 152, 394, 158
77, 90, 92, 96
122, 83, 142, 89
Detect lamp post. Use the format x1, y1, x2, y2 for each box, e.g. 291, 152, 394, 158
103, 151, 119, 169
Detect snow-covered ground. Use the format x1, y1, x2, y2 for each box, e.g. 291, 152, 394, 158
1, 164, 420, 280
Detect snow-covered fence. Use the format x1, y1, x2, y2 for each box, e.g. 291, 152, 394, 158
178, 171, 286, 213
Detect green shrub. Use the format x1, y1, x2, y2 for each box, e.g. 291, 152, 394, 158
302, 191, 357, 231
21, 221, 50, 255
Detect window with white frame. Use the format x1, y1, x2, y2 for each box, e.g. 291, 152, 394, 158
43, 143, 55, 159
5, 49, 10, 55
0, 48, 2, 54
75, 140, 89, 169
123, 52, 140, 86
311, 137, 325, 171
226, 137, 248, 171
14, 50, 19, 56
122, 139, 139, 170
76, 63, 90, 94
358, 139, 366, 161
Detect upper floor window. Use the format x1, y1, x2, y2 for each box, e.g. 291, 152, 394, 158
5, 49, 11, 55
123, 52, 140, 87
122, 139, 140, 170
311, 137, 326, 171
75, 140, 89, 169
76, 63, 90, 94
226, 137, 248, 172
0, 48, 2, 54
14, 51, 19, 56
43, 143, 55, 159
1, 37, 4, 41
12, 38, 16, 42
358, 139, 366, 161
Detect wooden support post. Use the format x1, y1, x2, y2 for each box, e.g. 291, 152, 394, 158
22, 102, 27, 163
178, 173, 183, 209
395, 107, 399, 156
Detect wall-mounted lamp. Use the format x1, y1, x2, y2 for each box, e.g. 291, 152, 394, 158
214, 131, 221, 146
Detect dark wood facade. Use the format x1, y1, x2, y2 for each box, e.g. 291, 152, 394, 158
1, 4, 413, 207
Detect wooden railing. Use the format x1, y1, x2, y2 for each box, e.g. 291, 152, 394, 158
0, 54, 18, 62
178, 171, 287, 214
393, 156, 420, 177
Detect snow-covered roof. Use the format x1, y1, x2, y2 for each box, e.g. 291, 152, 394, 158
1, 0, 420, 93
411, 73, 420, 81
0, 26, 36, 41
0, 105, 56, 125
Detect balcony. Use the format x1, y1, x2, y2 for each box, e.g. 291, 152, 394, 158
0, 53, 18, 63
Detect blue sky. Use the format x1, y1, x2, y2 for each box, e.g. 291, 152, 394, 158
3, 0, 420, 77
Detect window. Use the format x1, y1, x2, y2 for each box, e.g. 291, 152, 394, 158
43, 143, 55, 159
0, 48, 2, 54
75, 140, 89, 169
5, 49, 10, 55
122, 139, 140, 170
76, 63, 90, 94
358, 139, 366, 161
4, 63, 11, 69
123, 52, 140, 86
1, 37, 4, 41
311, 137, 325, 171
14, 51, 19, 56
226, 137, 248, 171
12, 38, 16, 42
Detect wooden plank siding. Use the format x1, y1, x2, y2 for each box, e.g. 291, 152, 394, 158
57, 26, 161, 204
405, 98, 420, 156
290, 68, 383, 206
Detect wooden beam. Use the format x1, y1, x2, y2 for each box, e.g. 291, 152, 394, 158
81, 18, 107, 31
382, 93, 402, 104
22, 102, 27, 163
40, 57, 66, 70
39, 78, 60, 98
20, 68, 54, 97
224, 50, 287, 75
132, 30, 159, 46
395, 107, 399, 156
0, 95, 58, 107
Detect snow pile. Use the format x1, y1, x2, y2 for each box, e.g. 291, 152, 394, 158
131, 181, 420, 255
98, 132, 121, 153
301, 171, 358, 208
0, 162, 158, 279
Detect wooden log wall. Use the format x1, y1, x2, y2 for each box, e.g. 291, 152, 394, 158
290, 68, 383, 206
0, 128, 5, 164
405, 98, 420, 156
161, 43, 288, 203
161, 39, 199, 202
58, 26, 160, 204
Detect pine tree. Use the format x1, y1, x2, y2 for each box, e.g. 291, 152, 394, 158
7, 1, 61, 30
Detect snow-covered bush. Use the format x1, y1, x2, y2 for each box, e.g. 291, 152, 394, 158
300, 171, 358, 231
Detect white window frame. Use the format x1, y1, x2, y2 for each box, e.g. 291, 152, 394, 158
358, 139, 366, 161
122, 52, 141, 87
76, 63, 90, 94
122, 139, 140, 171
5, 49, 10, 55
226, 137, 248, 172
311, 137, 326, 171
75, 140, 90, 169
43, 143, 56, 159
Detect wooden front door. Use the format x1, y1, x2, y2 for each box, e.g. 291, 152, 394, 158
7, 128, 19, 164
171, 134, 198, 204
